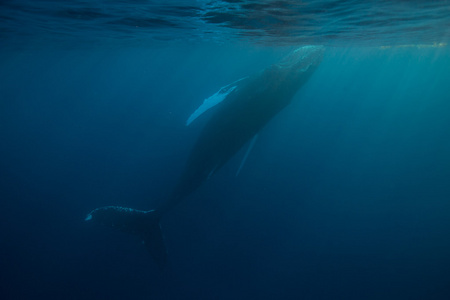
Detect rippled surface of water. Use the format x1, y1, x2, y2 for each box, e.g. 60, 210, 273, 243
1, 0, 449, 47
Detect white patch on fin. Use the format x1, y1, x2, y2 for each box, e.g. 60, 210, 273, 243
84, 206, 149, 222
186, 77, 247, 126
236, 134, 258, 176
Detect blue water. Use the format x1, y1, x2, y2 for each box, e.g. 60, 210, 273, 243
1, 1, 450, 299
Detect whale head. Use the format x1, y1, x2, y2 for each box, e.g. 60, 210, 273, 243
276, 45, 325, 74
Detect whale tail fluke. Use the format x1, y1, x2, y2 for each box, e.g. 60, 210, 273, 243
85, 206, 167, 269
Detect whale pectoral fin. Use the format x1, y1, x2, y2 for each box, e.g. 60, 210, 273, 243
85, 206, 167, 269
186, 77, 248, 126
236, 134, 258, 176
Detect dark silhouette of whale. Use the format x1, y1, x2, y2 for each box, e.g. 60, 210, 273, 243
85, 45, 325, 268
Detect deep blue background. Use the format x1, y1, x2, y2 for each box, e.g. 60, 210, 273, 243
1, 44, 450, 299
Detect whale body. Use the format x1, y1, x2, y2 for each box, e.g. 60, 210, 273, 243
86, 45, 325, 268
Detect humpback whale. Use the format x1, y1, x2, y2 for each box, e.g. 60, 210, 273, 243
85, 45, 325, 268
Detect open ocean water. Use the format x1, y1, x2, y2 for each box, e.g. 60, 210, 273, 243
1, 1, 450, 299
